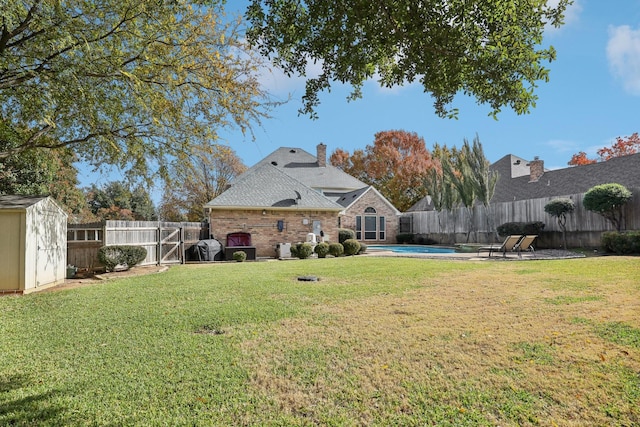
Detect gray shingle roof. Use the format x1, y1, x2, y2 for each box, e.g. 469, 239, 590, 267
249, 147, 366, 190
491, 152, 640, 203
204, 163, 343, 210
0, 195, 48, 209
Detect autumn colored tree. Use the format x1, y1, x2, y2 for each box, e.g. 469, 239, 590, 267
568, 133, 640, 165
246, 0, 571, 118
567, 152, 597, 166
330, 130, 435, 211
1, 0, 274, 181
159, 145, 247, 222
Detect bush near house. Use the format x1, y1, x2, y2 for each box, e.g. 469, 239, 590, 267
98, 245, 147, 272
314, 242, 330, 258
291, 242, 314, 259
396, 233, 414, 244
358, 242, 368, 254
338, 228, 355, 243
497, 221, 545, 237
232, 251, 247, 262
328, 242, 344, 257
343, 239, 361, 256
601, 231, 640, 254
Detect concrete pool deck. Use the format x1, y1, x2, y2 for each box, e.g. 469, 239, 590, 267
364, 248, 586, 261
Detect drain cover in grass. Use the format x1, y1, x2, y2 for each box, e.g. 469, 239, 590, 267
298, 276, 319, 281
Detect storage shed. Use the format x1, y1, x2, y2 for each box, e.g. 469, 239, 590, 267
0, 195, 68, 294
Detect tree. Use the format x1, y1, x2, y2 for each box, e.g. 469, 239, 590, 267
159, 145, 247, 222
567, 151, 597, 166
329, 130, 435, 211
1, 0, 274, 181
86, 182, 157, 221
0, 121, 89, 218
425, 143, 460, 242
461, 135, 498, 240
441, 146, 476, 242
246, 0, 572, 118
568, 133, 640, 165
544, 198, 575, 249
583, 183, 632, 232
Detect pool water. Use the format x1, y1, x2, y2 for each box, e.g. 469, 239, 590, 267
368, 245, 457, 254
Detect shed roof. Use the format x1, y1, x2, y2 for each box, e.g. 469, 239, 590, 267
0, 195, 49, 210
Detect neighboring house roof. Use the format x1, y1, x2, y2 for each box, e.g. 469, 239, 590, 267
491, 152, 640, 203
407, 152, 640, 211
204, 163, 343, 211
336, 186, 402, 215
248, 146, 366, 191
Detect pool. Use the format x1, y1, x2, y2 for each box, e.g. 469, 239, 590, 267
368, 245, 457, 254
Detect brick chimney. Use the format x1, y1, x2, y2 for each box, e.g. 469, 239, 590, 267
529, 157, 544, 182
317, 143, 327, 167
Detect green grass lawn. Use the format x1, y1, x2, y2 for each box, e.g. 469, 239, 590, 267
1, 257, 639, 426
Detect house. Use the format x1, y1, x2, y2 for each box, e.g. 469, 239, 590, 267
408, 152, 640, 211
490, 153, 640, 203
404, 152, 640, 246
0, 195, 67, 294
204, 144, 401, 258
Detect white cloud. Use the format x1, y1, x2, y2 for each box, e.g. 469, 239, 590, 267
607, 25, 640, 95
545, 139, 579, 153
545, 0, 582, 34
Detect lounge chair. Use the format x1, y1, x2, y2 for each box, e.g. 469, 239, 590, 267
477, 235, 523, 257
513, 235, 537, 257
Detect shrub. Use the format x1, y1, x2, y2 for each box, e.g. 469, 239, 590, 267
338, 228, 355, 243
497, 222, 545, 236
314, 242, 330, 258
343, 239, 361, 256
358, 242, 368, 254
601, 231, 640, 254
98, 245, 147, 272
396, 233, 414, 244
232, 251, 247, 262
583, 183, 632, 232
328, 242, 344, 257
294, 242, 314, 259
414, 235, 438, 245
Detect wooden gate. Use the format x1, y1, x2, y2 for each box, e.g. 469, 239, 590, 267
159, 225, 182, 264
67, 221, 208, 270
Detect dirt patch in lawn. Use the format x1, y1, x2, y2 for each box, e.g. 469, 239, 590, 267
46, 265, 169, 292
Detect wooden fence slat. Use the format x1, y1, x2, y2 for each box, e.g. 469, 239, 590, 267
405, 187, 640, 247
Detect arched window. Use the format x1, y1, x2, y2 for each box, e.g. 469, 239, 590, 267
356, 207, 386, 241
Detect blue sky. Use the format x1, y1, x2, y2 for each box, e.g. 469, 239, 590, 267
79, 0, 640, 199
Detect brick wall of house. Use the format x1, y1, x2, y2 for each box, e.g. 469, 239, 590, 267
209, 209, 340, 258
340, 190, 399, 244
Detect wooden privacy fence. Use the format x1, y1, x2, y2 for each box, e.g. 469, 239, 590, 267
403, 188, 640, 248
67, 221, 208, 271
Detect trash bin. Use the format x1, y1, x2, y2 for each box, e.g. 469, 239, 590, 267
276, 243, 291, 259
